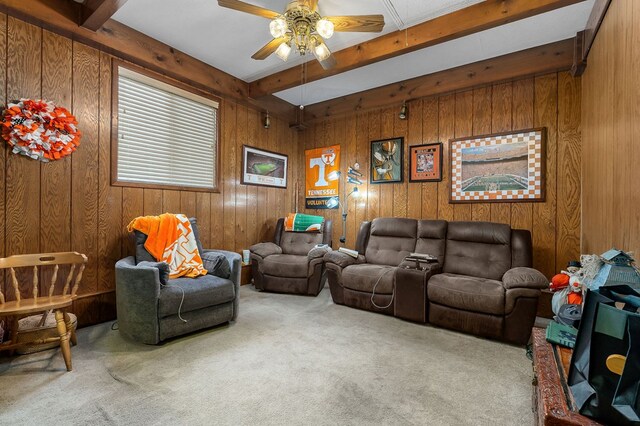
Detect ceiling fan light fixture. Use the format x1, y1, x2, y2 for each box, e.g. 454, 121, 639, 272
316, 18, 334, 39
275, 41, 292, 61
312, 38, 331, 62
269, 17, 288, 38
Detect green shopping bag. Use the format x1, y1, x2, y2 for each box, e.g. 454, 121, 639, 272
568, 285, 640, 425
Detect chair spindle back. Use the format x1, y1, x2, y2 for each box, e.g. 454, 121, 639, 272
0, 252, 88, 304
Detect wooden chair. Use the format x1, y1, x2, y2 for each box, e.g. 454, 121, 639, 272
0, 252, 87, 371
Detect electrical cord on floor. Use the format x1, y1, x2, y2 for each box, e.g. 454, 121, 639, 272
371, 268, 395, 309
111, 321, 119, 331
525, 343, 533, 361
161, 283, 187, 323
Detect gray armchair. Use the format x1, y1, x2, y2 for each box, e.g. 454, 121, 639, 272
250, 218, 332, 296
115, 218, 240, 344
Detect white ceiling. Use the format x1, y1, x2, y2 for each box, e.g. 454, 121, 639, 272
276, 1, 595, 106
113, 0, 594, 107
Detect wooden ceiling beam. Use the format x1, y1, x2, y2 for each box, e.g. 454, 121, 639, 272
302, 38, 575, 122
249, 0, 586, 98
571, 0, 612, 76
0, 0, 296, 120
81, 0, 129, 31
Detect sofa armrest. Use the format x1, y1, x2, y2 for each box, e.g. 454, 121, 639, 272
202, 249, 241, 320
308, 246, 330, 260
115, 257, 162, 344
323, 251, 364, 269
249, 242, 282, 259
502, 267, 548, 290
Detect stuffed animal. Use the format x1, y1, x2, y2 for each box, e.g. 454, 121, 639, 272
567, 274, 583, 305
550, 273, 570, 291
551, 260, 584, 314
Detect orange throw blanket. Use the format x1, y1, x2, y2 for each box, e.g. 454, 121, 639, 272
127, 213, 207, 279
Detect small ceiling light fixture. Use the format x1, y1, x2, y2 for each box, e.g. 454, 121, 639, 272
264, 111, 271, 129
399, 101, 408, 120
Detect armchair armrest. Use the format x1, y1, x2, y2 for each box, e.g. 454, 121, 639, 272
308, 246, 330, 260
323, 251, 365, 269
202, 249, 241, 320
249, 242, 282, 259
115, 257, 163, 344
136, 261, 170, 285
502, 267, 548, 290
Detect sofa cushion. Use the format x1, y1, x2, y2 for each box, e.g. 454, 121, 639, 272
342, 264, 396, 294
364, 218, 417, 266
280, 231, 324, 256
414, 220, 448, 264
443, 221, 512, 281
158, 274, 235, 318
261, 254, 309, 278
427, 273, 505, 315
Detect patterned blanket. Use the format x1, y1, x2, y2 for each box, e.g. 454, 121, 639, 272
284, 213, 324, 232
127, 213, 207, 279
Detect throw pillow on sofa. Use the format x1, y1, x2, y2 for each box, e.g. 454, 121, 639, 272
201, 252, 231, 279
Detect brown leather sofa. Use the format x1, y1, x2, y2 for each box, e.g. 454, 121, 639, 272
324, 218, 548, 344
249, 218, 332, 296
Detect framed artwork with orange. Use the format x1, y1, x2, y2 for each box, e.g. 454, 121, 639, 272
409, 143, 442, 182
370, 137, 403, 184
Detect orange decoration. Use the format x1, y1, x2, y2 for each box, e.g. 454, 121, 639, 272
2, 98, 81, 162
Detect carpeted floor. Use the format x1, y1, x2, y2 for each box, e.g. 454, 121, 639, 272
0, 285, 535, 425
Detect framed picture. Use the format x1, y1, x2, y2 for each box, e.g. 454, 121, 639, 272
449, 128, 546, 203
241, 145, 288, 189
370, 137, 403, 184
409, 143, 443, 182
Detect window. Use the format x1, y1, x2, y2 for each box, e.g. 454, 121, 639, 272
113, 63, 219, 191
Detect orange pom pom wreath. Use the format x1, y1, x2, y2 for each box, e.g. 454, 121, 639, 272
2, 99, 81, 162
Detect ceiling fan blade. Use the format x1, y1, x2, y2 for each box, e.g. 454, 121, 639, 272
326, 15, 385, 32
251, 37, 287, 60
318, 54, 336, 71
306, 0, 319, 12
218, 0, 280, 19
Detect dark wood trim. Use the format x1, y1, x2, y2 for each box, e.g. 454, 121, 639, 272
240, 145, 289, 189
571, 31, 587, 77
249, 0, 585, 98
582, 0, 612, 60
447, 127, 547, 204
303, 39, 575, 122
0, 0, 296, 121
571, 0, 612, 77
81, 0, 129, 31
74, 289, 115, 299
110, 59, 222, 193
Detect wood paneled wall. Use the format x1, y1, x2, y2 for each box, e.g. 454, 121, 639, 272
582, 0, 640, 257
300, 72, 581, 279
0, 15, 299, 326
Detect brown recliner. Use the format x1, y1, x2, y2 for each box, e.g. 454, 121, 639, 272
324, 218, 548, 345
249, 218, 332, 296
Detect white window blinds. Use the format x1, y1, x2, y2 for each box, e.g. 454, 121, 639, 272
116, 66, 219, 190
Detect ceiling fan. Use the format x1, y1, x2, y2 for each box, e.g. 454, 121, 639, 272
217, 0, 385, 70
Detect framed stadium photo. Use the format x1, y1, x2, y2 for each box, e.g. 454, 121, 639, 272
241, 145, 288, 189
370, 137, 403, 184
449, 128, 546, 203
409, 143, 443, 182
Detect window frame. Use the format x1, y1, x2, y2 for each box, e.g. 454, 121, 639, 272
111, 60, 221, 193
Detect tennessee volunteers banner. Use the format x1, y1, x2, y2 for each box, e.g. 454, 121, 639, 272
305, 145, 340, 209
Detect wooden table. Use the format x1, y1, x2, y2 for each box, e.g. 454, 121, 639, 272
531, 327, 602, 425
240, 263, 252, 286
